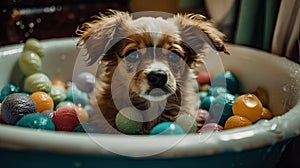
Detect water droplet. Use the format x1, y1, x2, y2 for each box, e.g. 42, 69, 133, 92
281, 84, 290, 92
28, 28, 34, 33
28, 22, 34, 28
20, 24, 25, 29
16, 21, 21, 26
243, 94, 258, 107
2, 9, 7, 13
36, 18, 42, 23
24, 32, 29, 37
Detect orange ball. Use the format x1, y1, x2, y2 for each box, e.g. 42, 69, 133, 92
74, 106, 89, 123
224, 115, 252, 130
232, 94, 263, 123
52, 80, 66, 91
30, 91, 54, 113
261, 107, 273, 119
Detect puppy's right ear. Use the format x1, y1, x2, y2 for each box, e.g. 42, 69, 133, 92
76, 10, 131, 65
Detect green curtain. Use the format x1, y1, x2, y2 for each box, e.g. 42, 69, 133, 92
234, 0, 281, 51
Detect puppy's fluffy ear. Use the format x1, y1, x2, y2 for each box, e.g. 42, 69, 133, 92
76, 10, 131, 65
169, 14, 229, 70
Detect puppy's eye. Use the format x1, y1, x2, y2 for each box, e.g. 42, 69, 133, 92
125, 50, 141, 63
167, 51, 181, 63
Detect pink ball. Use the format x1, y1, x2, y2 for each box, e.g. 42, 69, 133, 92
198, 123, 223, 133
197, 109, 210, 121
197, 71, 211, 85
52, 107, 80, 131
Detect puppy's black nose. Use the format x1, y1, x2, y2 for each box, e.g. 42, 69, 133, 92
147, 70, 168, 88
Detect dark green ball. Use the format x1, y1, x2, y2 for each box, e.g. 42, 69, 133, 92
200, 96, 216, 111
207, 87, 230, 97
211, 71, 240, 94
210, 93, 236, 126
73, 123, 102, 133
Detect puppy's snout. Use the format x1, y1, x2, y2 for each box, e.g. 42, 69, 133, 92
147, 70, 168, 88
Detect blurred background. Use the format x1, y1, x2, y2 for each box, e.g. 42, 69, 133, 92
0, 0, 299, 167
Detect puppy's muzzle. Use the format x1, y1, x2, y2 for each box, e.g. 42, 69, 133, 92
147, 70, 168, 88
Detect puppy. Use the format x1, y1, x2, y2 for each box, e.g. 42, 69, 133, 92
77, 10, 228, 134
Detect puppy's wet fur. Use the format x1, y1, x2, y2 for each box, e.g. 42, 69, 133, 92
77, 10, 228, 134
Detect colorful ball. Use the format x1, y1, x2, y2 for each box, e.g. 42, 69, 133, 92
150, 122, 185, 135
18, 50, 42, 76
197, 71, 211, 85
175, 113, 198, 133
1, 93, 36, 125
1, 84, 19, 98
49, 86, 66, 105
52, 107, 80, 132
74, 105, 89, 123
75, 72, 95, 93
65, 86, 88, 107
232, 94, 263, 123
198, 123, 223, 133
211, 71, 240, 94
115, 107, 143, 134
24, 73, 52, 93
23, 38, 45, 58
16, 113, 55, 130
224, 115, 252, 130
207, 87, 230, 97
210, 93, 236, 126
73, 123, 102, 133
261, 107, 273, 120
55, 101, 75, 110
52, 80, 66, 91
30, 91, 54, 112
200, 96, 216, 111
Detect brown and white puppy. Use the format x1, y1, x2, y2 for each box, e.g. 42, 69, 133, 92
77, 10, 228, 134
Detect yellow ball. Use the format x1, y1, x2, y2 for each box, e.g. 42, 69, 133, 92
232, 94, 263, 123
74, 105, 89, 123
261, 107, 273, 119
224, 115, 252, 130
30, 91, 54, 113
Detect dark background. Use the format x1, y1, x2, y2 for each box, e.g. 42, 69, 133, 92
0, 0, 299, 167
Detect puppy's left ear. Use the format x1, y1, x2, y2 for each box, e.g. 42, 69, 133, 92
170, 14, 229, 55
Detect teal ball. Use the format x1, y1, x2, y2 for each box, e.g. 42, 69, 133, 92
65, 86, 88, 107
16, 113, 55, 130
200, 96, 216, 111
73, 123, 102, 133
211, 71, 240, 94
210, 93, 236, 126
150, 122, 185, 135
207, 87, 230, 97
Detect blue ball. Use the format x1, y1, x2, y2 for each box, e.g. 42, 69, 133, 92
207, 87, 230, 97
150, 122, 185, 135
65, 86, 88, 107
211, 71, 240, 94
1, 84, 19, 98
210, 93, 236, 126
200, 96, 216, 111
16, 113, 55, 130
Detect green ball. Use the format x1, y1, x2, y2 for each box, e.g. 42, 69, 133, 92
24, 73, 52, 93
16, 113, 55, 130
55, 101, 75, 110
115, 107, 143, 135
175, 114, 198, 133
18, 50, 42, 76
23, 38, 45, 58
49, 86, 66, 105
